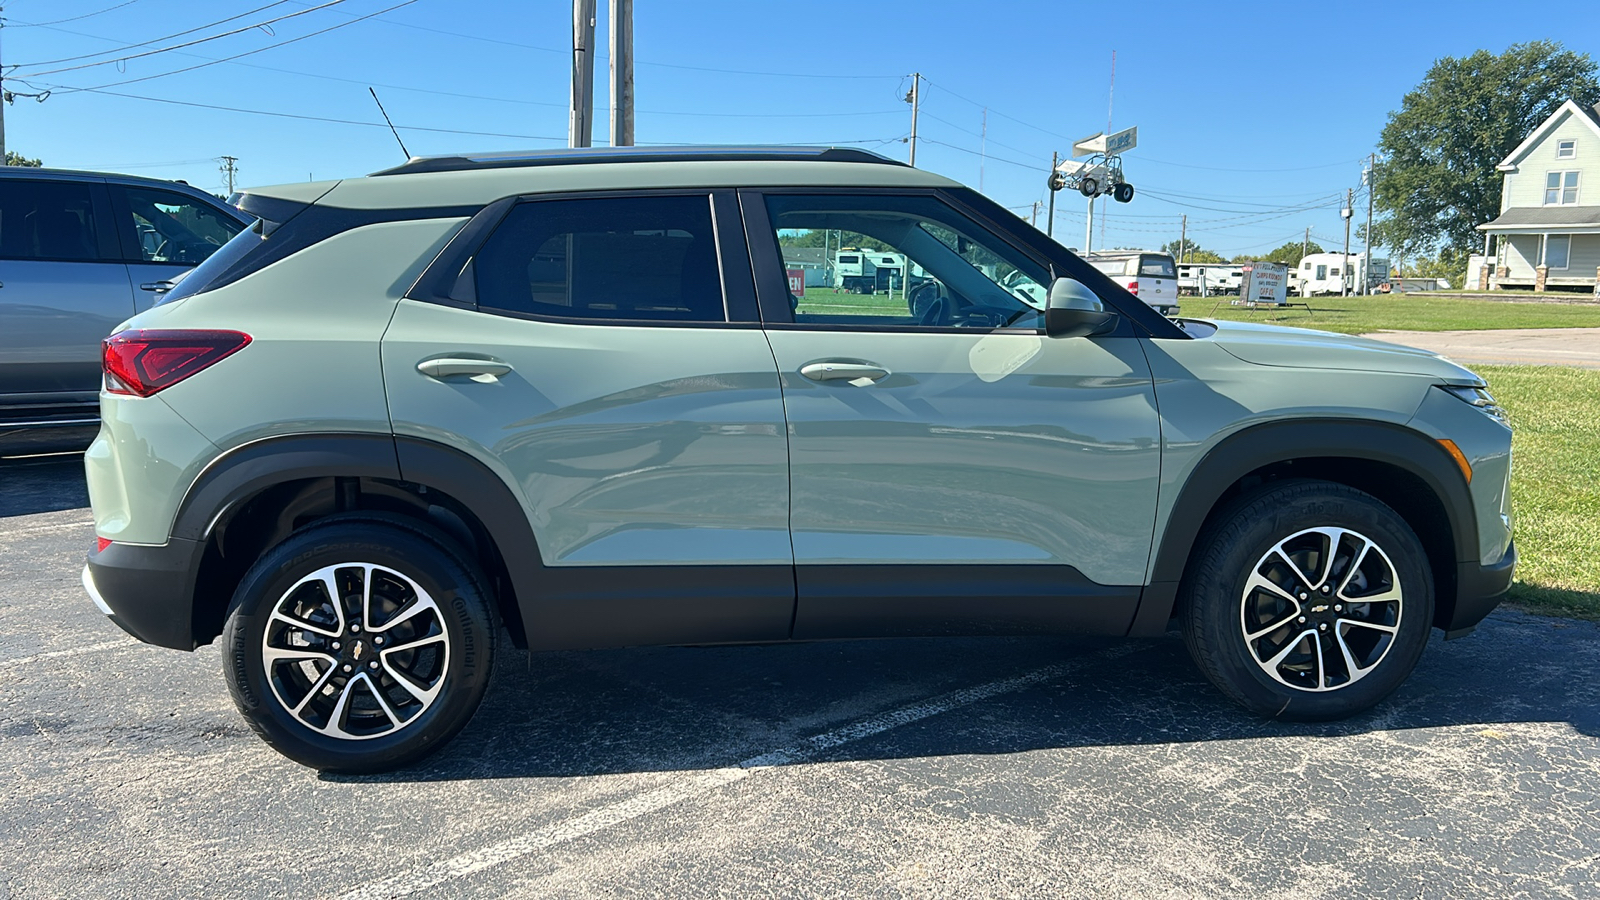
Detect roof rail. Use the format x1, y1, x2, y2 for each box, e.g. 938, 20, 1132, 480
370, 145, 906, 176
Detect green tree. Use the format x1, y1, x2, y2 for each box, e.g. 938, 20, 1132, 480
1243, 241, 1322, 267
778, 229, 891, 252
4, 151, 42, 167
1373, 41, 1599, 257
1162, 238, 1226, 264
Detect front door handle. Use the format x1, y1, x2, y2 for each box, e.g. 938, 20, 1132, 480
799, 361, 890, 384
417, 357, 513, 379
139, 281, 175, 293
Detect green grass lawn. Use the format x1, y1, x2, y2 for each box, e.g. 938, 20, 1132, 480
1476, 365, 1600, 619
1180, 294, 1600, 335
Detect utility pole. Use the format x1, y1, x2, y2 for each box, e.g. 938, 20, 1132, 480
979, 108, 986, 192
1046, 151, 1058, 239
1179, 215, 1187, 264
569, 0, 596, 148
1302, 227, 1309, 264
905, 73, 920, 166
1, 9, 8, 165
219, 156, 238, 195
1362, 152, 1376, 295
1030, 201, 1040, 228
608, 0, 633, 147
1342, 187, 1354, 297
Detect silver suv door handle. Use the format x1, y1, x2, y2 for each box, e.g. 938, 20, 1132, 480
799, 361, 890, 383
417, 358, 513, 379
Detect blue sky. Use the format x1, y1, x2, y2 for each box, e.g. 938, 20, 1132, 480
4, 0, 1597, 257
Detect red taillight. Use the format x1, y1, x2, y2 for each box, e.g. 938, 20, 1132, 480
96, 537, 113, 553
102, 329, 251, 397
1126, 281, 1140, 295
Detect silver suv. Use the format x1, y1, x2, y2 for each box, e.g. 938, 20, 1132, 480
79, 147, 1515, 772
0, 168, 247, 451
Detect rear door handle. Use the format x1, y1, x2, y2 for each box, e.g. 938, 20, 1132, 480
417, 357, 513, 379
139, 281, 175, 293
799, 361, 890, 384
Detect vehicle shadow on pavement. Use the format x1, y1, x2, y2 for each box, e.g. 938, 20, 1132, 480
0, 457, 90, 518
335, 610, 1600, 784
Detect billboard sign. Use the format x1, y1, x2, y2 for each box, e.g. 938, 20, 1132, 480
1235, 262, 1288, 306
1103, 126, 1137, 155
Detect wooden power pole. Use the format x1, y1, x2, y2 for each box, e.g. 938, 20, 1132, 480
569, 0, 596, 148
906, 73, 920, 166
608, 0, 633, 147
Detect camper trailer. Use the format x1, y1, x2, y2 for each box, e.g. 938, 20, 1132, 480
1297, 253, 1391, 296
834, 248, 914, 293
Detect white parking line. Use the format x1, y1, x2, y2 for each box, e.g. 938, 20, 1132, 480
0, 640, 129, 671
336, 643, 1137, 900
0, 519, 94, 540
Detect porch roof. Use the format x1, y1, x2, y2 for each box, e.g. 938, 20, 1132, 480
1479, 206, 1600, 233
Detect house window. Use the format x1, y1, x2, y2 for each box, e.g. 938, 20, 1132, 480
1556, 139, 1576, 160
1546, 171, 1580, 205
1546, 235, 1570, 270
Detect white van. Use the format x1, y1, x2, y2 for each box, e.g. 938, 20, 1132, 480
1083, 250, 1179, 316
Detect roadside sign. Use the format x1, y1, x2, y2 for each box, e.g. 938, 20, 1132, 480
786, 268, 806, 296
1104, 126, 1137, 155
1235, 262, 1287, 306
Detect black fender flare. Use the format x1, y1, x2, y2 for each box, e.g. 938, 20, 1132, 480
1127, 418, 1477, 636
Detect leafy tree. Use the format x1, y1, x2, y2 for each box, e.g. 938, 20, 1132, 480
1162, 238, 1226, 264
1238, 241, 1323, 267
778, 229, 891, 252
4, 151, 42, 167
1373, 41, 1599, 257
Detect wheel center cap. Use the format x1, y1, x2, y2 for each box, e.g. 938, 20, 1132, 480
349, 640, 368, 662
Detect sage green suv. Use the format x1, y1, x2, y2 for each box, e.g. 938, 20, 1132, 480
80, 147, 1515, 772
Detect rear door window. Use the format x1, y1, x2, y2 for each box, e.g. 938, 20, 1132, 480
0, 180, 108, 261
1138, 255, 1176, 278
473, 194, 726, 323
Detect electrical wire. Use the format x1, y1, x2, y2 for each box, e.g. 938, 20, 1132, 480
48, 0, 418, 94
13, 0, 355, 77
2, 0, 141, 28
7, 1, 296, 69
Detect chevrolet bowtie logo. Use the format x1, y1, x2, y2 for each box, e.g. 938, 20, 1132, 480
1310, 604, 1330, 613
352, 641, 365, 660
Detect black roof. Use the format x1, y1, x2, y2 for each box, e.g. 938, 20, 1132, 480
370, 145, 905, 177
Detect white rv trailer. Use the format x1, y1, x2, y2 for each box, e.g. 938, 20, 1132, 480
1297, 253, 1392, 296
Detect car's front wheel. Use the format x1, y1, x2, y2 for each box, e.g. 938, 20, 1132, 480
1181, 480, 1434, 720
222, 518, 496, 772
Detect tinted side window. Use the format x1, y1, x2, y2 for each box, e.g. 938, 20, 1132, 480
0, 180, 104, 261
120, 187, 243, 265
474, 195, 725, 323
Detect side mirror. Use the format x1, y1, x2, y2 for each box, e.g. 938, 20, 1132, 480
1044, 277, 1118, 338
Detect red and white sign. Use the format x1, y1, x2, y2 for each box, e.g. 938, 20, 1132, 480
786, 268, 806, 296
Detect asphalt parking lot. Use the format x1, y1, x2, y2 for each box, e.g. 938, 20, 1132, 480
2, 456, 1598, 900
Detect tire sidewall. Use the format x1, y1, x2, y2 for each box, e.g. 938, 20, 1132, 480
223, 523, 494, 772
1192, 484, 1434, 720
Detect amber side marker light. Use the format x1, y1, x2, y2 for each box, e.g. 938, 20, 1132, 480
1438, 439, 1472, 483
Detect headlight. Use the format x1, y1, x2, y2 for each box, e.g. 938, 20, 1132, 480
1438, 384, 1510, 427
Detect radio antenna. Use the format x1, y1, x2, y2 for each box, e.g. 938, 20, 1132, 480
369, 87, 411, 160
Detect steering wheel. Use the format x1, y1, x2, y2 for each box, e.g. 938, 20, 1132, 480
909, 281, 949, 327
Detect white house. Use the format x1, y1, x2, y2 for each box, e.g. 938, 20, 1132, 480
1478, 99, 1600, 291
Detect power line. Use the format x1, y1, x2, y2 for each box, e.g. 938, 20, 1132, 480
13, 0, 356, 77
7, 1, 297, 69
2, 0, 141, 27
47, 0, 418, 94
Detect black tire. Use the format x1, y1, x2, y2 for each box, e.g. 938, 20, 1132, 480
1114, 182, 1136, 203
1180, 480, 1434, 721
222, 518, 496, 772
1079, 177, 1099, 198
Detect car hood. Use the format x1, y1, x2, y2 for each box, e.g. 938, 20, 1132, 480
1190, 319, 1481, 382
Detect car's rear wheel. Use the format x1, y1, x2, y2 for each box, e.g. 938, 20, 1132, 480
222, 519, 495, 772
1181, 480, 1434, 720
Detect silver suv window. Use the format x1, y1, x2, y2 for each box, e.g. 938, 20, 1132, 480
120, 186, 242, 265
0, 180, 106, 262
473, 195, 726, 323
